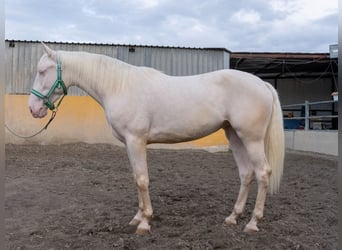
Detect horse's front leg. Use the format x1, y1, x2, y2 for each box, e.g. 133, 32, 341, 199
125, 136, 153, 235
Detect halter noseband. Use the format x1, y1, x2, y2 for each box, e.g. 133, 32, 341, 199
31, 56, 68, 111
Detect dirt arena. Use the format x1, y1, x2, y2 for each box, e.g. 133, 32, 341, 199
5, 143, 337, 249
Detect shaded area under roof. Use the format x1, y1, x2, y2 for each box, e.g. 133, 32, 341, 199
230, 52, 338, 80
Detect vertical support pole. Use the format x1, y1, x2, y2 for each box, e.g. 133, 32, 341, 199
0, 5, 5, 250
304, 100, 309, 130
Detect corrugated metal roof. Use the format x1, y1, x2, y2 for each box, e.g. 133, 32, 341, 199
5, 39, 231, 53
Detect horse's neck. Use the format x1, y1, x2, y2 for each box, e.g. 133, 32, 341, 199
61, 51, 128, 105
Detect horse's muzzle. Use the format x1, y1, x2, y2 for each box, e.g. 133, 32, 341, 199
29, 105, 48, 118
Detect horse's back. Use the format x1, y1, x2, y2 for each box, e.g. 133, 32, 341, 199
159, 69, 273, 117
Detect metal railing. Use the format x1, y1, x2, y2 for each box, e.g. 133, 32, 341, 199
282, 99, 338, 130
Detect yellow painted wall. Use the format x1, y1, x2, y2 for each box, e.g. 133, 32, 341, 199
5, 95, 228, 149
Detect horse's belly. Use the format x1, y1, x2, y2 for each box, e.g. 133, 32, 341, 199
147, 128, 221, 144
147, 115, 224, 144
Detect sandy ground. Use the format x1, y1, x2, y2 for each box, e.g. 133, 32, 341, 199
5, 143, 337, 249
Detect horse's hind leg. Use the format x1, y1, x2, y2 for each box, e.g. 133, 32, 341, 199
224, 127, 254, 226
242, 139, 272, 233
128, 189, 144, 226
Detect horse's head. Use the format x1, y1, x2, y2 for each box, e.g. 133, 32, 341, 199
28, 43, 67, 118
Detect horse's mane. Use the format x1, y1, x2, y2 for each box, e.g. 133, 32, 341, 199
59, 50, 160, 94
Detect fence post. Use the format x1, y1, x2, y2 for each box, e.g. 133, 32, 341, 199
304, 100, 309, 130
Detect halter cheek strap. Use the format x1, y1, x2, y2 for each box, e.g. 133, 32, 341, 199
31, 55, 68, 111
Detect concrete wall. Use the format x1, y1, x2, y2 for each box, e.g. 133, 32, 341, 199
285, 130, 338, 156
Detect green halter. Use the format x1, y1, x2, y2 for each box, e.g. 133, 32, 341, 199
31, 56, 68, 110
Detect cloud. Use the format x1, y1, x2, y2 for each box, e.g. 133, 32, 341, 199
5, 0, 338, 52
135, 0, 161, 9
259, 0, 338, 51
231, 9, 261, 24
82, 6, 114, 22
268, 0, 337, 18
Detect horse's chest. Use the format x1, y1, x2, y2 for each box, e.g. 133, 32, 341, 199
104, 104, 151, 142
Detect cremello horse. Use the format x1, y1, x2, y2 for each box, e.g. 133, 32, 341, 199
29, 43, 284, 235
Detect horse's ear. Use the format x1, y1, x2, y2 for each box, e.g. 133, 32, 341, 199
41, 42, 56, 60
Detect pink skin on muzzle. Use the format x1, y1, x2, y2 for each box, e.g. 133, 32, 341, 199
28, 95, 48, 118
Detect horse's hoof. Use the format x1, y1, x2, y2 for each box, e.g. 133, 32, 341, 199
224, 216, 237, 226
129, 218, 141, 226
243, 223, 259, 233
135, 221, 151, 235
135, 227, 151, 235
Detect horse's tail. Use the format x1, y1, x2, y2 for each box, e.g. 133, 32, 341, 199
264, 82, 285, 194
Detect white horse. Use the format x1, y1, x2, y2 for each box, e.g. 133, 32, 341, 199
29, 43, 284, 235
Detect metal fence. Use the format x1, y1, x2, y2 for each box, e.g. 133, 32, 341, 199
282, 99, 338, 130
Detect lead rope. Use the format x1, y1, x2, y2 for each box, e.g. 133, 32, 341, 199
5, 110, 57, 139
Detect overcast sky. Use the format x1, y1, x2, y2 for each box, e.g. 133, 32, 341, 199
5, 0, 338, 52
